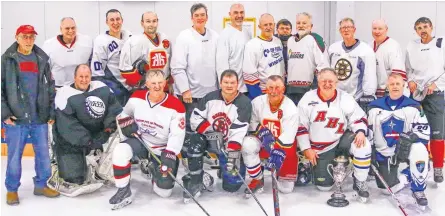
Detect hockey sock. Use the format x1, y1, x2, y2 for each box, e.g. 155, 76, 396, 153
430, 140, 444, 168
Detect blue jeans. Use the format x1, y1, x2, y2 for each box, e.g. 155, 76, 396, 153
4, 123, 51, 192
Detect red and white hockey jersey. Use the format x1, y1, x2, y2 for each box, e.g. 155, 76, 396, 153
372, 37, 407, 97
406, 36, 445, 92
119, 32, 171, 87
190, 90, 252, 149
297, 89, 368, 154
42, 33, 93, 87
328, 40, 377, 100
250, 95, 298, 149
119, 90, 185, 155
91, 30, 132, 89
287, 33, 329, 92
243, 36, 285, 97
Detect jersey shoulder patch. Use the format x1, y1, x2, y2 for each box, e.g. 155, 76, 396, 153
161, 94, 186, 113
437, 38, 443, 48
310, 32, 326, 52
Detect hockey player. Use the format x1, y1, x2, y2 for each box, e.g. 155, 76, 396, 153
91, 9, 132, 106
119, 11, 171, 90
328, 17, 377, 113
368, 73, 430, 208
275, 19, 292, 74
50, 64, 122, 197
243, 13, 285, 100
241, 75, 299, 195
43, 17, 93, 89
297, 68, 372, 203
182, 69, 252, 201
171, 3, 219, 132
406, 17, 445, 183
216, 3, 252, 93
287, 12, 329, 105
371, 19, 408, 98
109, 70, 185, 209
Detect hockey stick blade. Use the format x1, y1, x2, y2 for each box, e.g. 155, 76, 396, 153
371, 164, 408, 216
132, 134, 212, 216
220, 151, 269, 216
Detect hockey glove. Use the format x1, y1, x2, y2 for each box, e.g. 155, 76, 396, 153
91, 130, 111, 150
160, 150, 177, 177
117, 116, 138, 137
395, 132, 418, 163
266, 148, 286, 171
256, 127, 275, 152
226, 142, 242, 172
358, 95, 376, 113
133, 56, 148, 76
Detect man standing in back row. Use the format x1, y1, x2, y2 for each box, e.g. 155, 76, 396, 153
406, 17, 445, 183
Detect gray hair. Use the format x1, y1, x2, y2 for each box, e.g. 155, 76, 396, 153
317, 67, 338, 79
145, 70, 166, 81
190, 3, 208, 17
60, 17, 75, 25
339, 17, 355, 27
267, 75, 285, 85
297, 12, 313, 22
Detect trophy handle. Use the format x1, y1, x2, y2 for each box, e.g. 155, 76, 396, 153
327, 164, 334, 179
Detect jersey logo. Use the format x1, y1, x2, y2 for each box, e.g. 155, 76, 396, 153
179, 117, 185, 130
334, 58, 352, 81
262, 119, 281, 138
288, 49, 305, 59
381, 115, 404, 147
313, 111, 345, 134
212, 112, 231, 140
85, 96, 106, 119
162, 39, 170, 49
149, 50, 168, 70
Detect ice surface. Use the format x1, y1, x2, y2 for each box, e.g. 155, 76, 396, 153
1, 157, 443, 216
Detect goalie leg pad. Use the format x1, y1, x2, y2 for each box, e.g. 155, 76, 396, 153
56, 146, 87, 185
313, 149, 335, 188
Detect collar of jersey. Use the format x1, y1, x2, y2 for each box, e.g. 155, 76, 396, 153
147, 92, 168, 108
57, 35, 77, 49
369, 95, 420, 111
317, 88, 337, 103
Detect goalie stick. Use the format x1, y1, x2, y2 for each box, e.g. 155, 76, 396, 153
132, 134, 212, 216
371, 164, 408, 216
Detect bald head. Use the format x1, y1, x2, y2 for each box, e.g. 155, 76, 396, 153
229, 3, 245, 28
259, 13, 274, 25
372, 18, 388, 41
141, 11, 158, 22
230, 3, 244, 12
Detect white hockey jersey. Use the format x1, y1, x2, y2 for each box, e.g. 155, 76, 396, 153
287, 33, 329, 92
119, 32, 171, 87
367, 96, 430, 157
372, 37, 407, 97
43, 34, 93, 87
190, 90, 252, 148
250, 95, 298, 149
171, 28, 219, 98
406, 37, 445, 92
216, 25, 252, 93
91, 30, 132, 89
297, 89, 368, 154
328, 40, 377, 100
243, 36, 285, 98
119, 90, 186, 155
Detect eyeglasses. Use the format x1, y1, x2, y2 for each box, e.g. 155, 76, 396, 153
18, 35, 36, 40
340, 26, 354, 31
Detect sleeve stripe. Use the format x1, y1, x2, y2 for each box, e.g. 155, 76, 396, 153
354, 117, 368, 126
197, 120, 211, 134
276, 140, 293, 149
227, 141, 242, 151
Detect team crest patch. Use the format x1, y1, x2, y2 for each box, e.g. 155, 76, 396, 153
381, 115, 404, 148
334, 58, 352, 81
277, 109, 283, 120
262, 119, 281, 138
179, 117, 185, 130
85, 96, 106, 119
162, 39, 170, 49
212, 112, 231, 140
148, 50, 168, 70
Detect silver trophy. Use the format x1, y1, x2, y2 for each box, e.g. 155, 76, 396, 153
327, 155, 352, 207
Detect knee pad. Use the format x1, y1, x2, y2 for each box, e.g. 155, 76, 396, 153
112, 142, 133, 165
188, 133, 207, 156
277, 179, 295, 194
316, 185, 333, 191
241, 136, 261, 155
181, 132, 193, 158
153, 183, 173, 198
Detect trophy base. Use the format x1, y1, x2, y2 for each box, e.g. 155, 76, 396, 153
327, 193, 349, 207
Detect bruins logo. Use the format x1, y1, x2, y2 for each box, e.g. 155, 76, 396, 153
334, 58, 352, 81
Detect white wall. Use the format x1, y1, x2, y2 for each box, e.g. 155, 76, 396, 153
1, 1, 329, 53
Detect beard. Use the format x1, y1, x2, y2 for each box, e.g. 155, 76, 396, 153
297, 29, 309, 37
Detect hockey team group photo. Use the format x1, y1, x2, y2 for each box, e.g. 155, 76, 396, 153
1, 1, 445, 216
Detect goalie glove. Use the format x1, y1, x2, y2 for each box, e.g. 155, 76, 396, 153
395, 132, 418, 163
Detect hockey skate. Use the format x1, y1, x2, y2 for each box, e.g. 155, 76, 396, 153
352, 175, 369, 203
433, 168, 443, 183
412, 191, 428, 211
182, 172, 214, 204
327, 156, 352, 207
109, 184, 132, 210
244, 178, 264, 199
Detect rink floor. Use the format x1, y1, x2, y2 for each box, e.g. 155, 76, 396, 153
1, 157, 442, 216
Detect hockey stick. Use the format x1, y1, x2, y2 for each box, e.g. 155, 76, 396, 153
371, 164, 408, 216
132, 134, 212, 216
220, 151, 269, 216
271, 167, 280, 216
